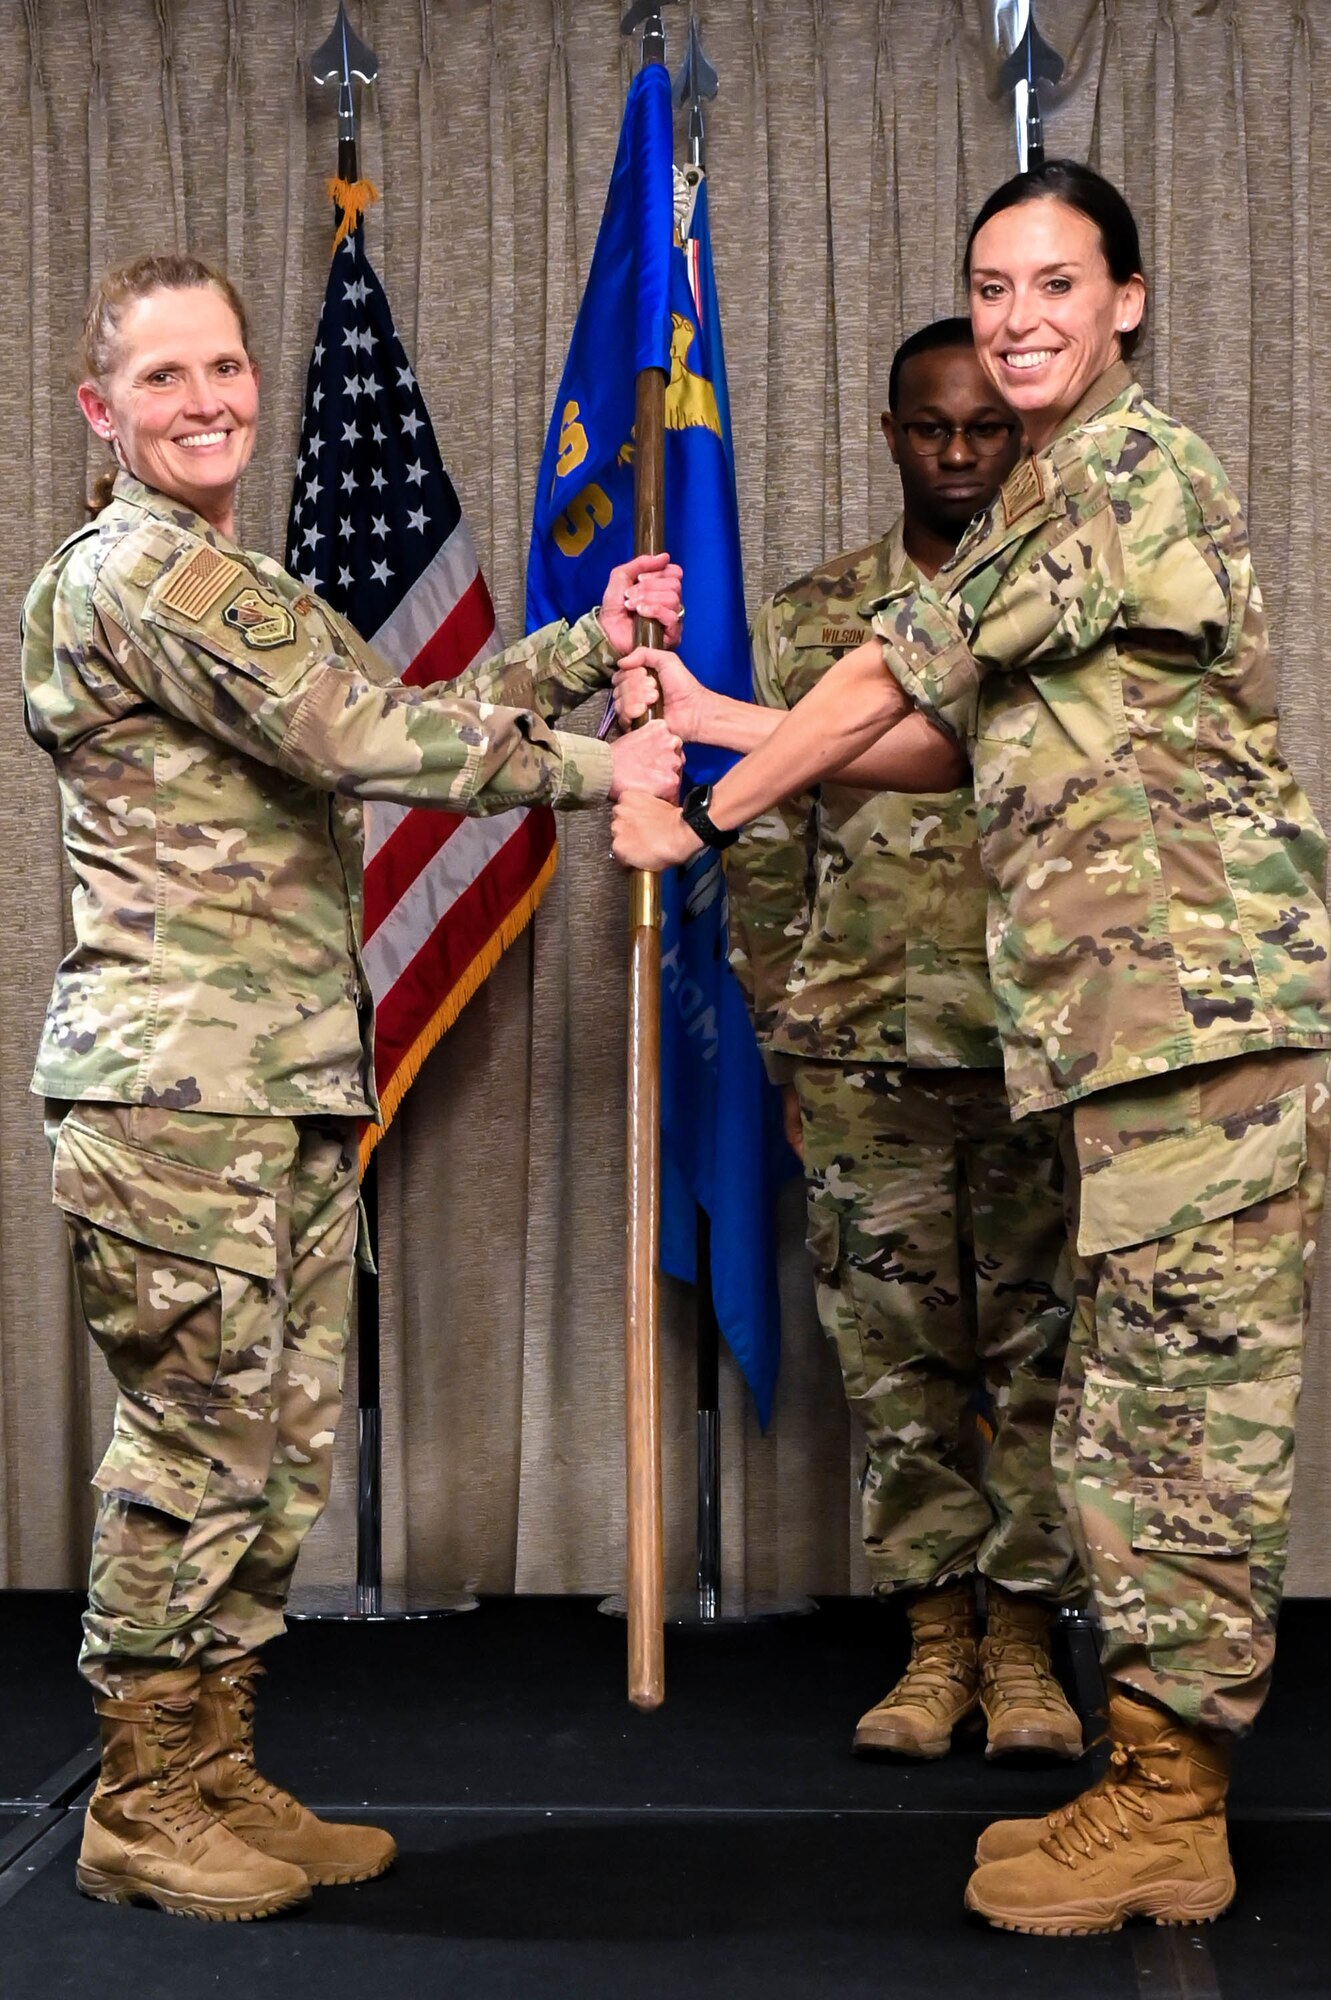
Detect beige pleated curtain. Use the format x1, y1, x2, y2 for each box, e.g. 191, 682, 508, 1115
4, 0, 1331, 1599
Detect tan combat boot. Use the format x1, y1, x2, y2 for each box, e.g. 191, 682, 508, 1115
192, 1655, 396, 1886
979, 1589, 1084, 1761
853, 1580, 980, 1758
965, 1688, 1235, 1934
77, 1665, 311, 1920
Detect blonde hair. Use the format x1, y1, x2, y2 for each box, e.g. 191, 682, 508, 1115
81, 254, 254, 517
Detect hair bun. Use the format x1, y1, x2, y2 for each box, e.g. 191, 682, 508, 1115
86, 466, 118, 518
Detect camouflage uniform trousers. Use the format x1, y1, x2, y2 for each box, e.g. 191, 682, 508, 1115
792, 1060, 1082, 1602
46, 1102, 359, 1691
1053, 1047, 1331, 1736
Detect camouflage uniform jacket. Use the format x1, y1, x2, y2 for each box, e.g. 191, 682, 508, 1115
871, 363, 1331, 1119
727, 520, 1000, 1082
21, 474, 618, 1120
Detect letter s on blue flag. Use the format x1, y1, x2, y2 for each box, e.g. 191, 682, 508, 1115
527, 65, 673, 617
526, 63, 796, 1428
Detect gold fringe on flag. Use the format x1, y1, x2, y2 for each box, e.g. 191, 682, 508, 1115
357, 843, 559, 1174
327, 174, 381, 252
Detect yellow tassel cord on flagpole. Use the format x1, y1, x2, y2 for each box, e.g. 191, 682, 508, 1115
327, 175, 381, 252
357, 843, 559, 1174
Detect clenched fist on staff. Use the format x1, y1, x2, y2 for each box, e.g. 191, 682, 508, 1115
608, 639, 964, 870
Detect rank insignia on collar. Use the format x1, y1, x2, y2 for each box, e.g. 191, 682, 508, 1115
222, 587, 297, 650
1000, 454, 1046, 528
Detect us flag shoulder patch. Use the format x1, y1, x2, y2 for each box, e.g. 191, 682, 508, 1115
1000, 455, 1046, 529
156, 545, 243, 622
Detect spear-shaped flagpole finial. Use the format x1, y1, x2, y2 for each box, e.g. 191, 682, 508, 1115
310, 1, 380, 165
620, 0, 679, 68
672, 16, 718, 171
994, 0, 1064, 172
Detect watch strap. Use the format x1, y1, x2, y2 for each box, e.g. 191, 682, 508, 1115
680, 782, 741, 851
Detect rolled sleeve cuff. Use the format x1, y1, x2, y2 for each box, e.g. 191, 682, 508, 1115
548, 610, 618, 685
551, 731, 615, 806
577, 609, 619, 669
871, 606, 981, 749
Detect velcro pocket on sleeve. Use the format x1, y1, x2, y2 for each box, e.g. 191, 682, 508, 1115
143, 547, 321, 695
92, 1420, 210, 1525
52, 1116, 277, 1280
1076, 1088, 1306, 1259
1130, 1480, 1253, 1556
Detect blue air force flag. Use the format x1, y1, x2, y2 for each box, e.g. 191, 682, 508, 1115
526, 63, 795, 1426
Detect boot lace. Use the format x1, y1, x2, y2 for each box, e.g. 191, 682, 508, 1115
1039, 1735, 1177, 1870
212, 1668, 299, 1815
147, 1704, 223, 1842
880, 1624, 976, 1719
981, 1639, 1068, 1714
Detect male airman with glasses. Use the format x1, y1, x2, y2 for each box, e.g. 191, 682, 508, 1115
726, 319, 1086, 1765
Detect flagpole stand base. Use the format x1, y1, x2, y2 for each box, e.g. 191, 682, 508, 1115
597, 1589, 817, 1627
287, 1584, 478, 1622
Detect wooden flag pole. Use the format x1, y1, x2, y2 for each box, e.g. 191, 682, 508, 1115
623, 6, 671, 1712
625, 335, 668, 1714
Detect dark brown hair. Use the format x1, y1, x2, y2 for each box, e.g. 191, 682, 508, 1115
81, 254, 253, 516
964, 159, 1146, 362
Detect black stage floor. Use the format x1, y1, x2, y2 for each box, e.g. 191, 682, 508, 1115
1, 1592, 1327, 1998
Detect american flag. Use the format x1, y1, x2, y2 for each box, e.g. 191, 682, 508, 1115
285, 223, 557, 1164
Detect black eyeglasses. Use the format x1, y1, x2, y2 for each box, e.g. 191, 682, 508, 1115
898, 420, 1017, 459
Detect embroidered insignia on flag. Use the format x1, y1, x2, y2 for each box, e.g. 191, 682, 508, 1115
156, 545, 242, 622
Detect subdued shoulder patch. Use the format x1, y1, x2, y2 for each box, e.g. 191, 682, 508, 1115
1000, 455, 1046, 529
220, 586, 297, 650
156, 544, 245, 623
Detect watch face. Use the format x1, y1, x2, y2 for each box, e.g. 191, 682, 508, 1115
682, 784, 737, 850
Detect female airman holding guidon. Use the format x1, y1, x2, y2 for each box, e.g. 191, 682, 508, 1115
23, 253, 683, 1922
613, 160, 1331, 1937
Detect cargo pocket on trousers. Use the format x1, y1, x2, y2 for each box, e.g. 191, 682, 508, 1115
1127, 1479, 1254, 1677
805, 1200, 841, 1285
88, 1420, 212, 1628
52, 1113, 279, 1282
132, 1245, 225, 1397
53, 1111, 281, 1487
1075, 1088, 1307, 1387
806, 1194, 882, 1409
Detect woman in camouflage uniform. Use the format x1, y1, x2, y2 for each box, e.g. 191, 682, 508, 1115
611, 162, 1331, 1937
616, 325, 1088, 1770
23, 254, 683, 1922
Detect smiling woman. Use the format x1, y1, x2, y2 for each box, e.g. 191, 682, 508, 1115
76, 255, 259, 528
964, 160, 1146, 453
23, 253, 686, 1924
608, 158, 1331, 1942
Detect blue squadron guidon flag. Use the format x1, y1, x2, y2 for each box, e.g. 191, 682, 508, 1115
285, 214, 557, 1165
525, 68, 796, 1424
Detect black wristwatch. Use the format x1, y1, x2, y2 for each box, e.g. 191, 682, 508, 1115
680, 782, 741, 851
